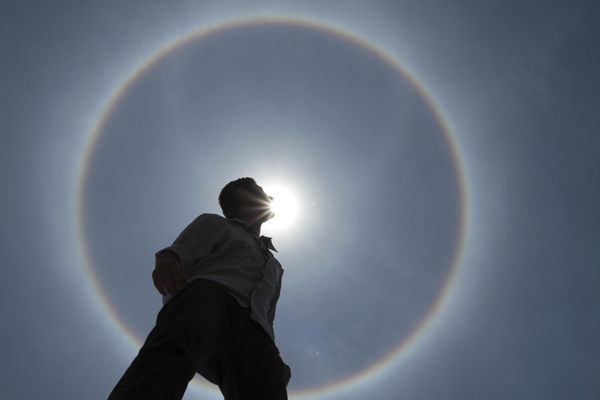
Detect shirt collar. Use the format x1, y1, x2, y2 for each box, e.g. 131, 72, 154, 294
260, 236, 278, 253
229, 218, 278, 253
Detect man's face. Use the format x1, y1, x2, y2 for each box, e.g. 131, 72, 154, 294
239, 183, 275, 223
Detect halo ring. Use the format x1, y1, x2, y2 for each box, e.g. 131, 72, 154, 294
76, 16, 469, 398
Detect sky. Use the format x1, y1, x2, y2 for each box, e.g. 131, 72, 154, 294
1, 1, 599, 399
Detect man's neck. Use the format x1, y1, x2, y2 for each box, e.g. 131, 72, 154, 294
235, 214, 262, 235
249, 222, 261, 235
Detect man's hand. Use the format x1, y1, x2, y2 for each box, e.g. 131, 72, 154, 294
280, 355, 292, 386
284, 362, 292, 386
152, 259, 187, 296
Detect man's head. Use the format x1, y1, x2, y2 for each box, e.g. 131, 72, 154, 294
218, 177, 274, 224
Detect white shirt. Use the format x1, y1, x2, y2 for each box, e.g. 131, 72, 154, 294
155, 213, 284, 341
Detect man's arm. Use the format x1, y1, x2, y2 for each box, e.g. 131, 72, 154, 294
267, 276, 282, 331
152, 214, 225, 296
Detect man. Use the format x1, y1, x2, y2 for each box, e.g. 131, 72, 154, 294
108, 177, 291, 400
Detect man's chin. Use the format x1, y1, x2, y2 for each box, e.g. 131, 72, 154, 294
265, 210, 276, 222
260, 208, 275, 223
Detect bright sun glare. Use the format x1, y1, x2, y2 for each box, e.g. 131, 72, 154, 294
264, 184, 300, 231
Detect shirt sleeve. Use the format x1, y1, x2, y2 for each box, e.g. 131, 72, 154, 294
155, 214, 226, 272
267, 273, 283, 333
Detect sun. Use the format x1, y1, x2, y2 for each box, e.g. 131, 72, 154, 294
263, 184, 300, 231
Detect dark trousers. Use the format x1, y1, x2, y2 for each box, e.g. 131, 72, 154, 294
108, 280, 288, 400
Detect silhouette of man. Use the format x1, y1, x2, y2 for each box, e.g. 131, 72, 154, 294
108, 177, 291, 400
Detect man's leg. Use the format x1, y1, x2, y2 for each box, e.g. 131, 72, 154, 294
217, 318, 288, 400
107, 324, 197, 400
108, 280, 243, 400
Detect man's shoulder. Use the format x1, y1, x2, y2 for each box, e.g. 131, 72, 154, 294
192, 213, 228, 225
182, 213, 232, 236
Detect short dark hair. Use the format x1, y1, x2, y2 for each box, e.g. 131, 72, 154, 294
218, 177, 258, 219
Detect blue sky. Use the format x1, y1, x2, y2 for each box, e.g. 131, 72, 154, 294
1, 1, 599, 399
